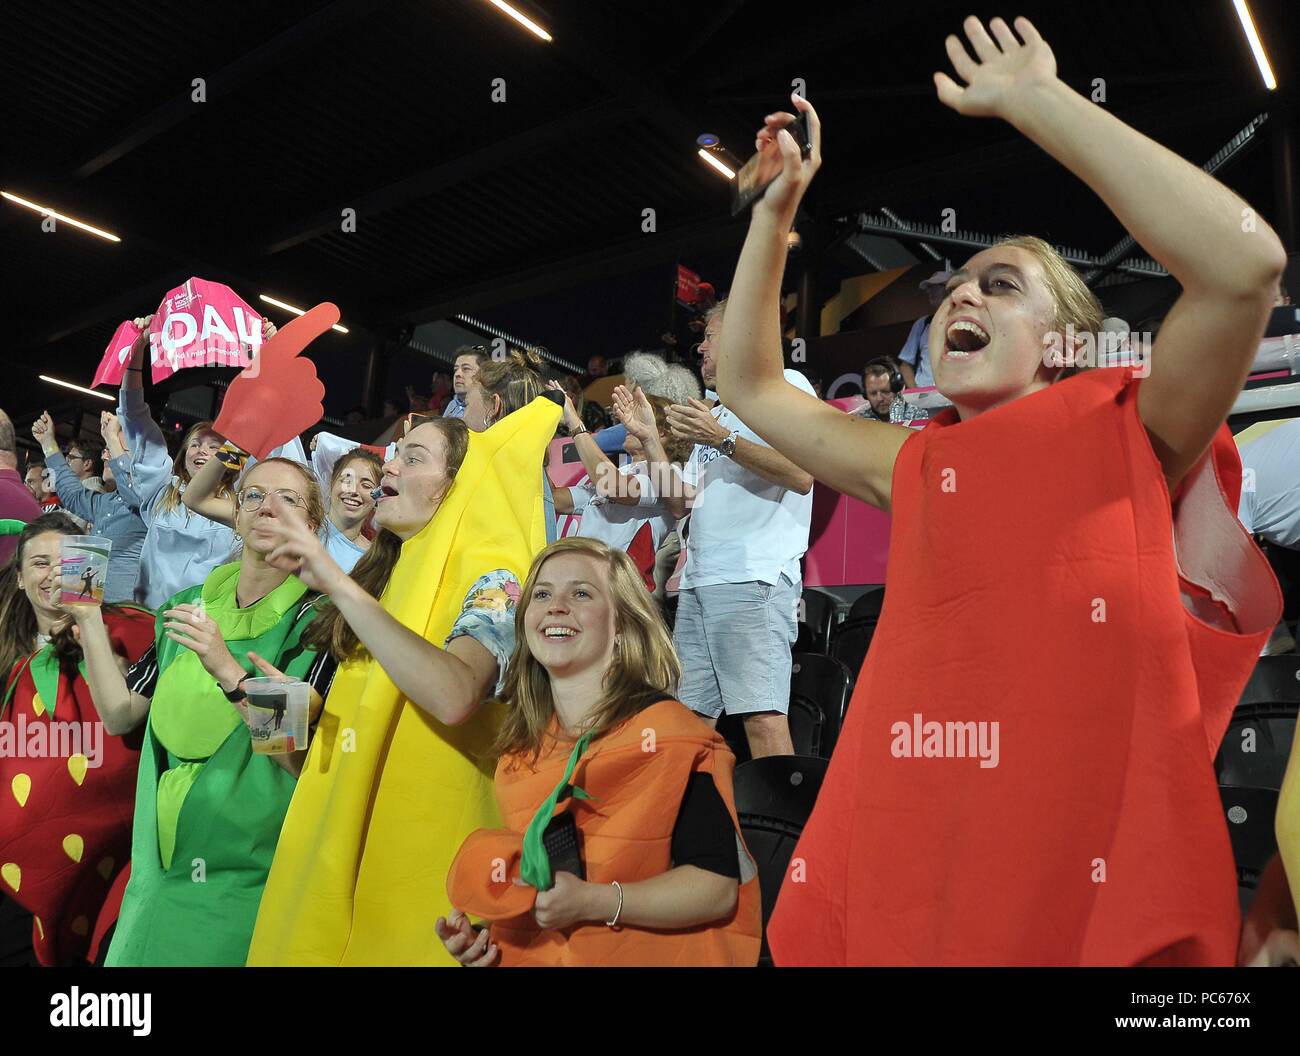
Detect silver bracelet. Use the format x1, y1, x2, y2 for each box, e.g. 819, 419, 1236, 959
604, 880, 623, 927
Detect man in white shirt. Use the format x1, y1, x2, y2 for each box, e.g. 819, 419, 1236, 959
651, 301, 814, 757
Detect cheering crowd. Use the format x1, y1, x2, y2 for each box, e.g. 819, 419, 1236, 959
1, 16, 1298, 967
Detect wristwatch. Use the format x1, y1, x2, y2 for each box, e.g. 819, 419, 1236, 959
718, 430, 739, 458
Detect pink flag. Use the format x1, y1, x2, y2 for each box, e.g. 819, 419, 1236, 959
90, 278, 264, 389
90, 319, 144, 389
147, 278, 263, 382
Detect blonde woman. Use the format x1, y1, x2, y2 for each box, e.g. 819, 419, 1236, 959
722, 17, 1285, 966
440, 538, 761, 966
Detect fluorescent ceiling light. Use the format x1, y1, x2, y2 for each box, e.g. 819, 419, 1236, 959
1, 191, 121, 242
698, 149, 736, 180
40, 375, 115, 401
259, 294, 349, 334
1233, 0, 1277, 90
487, 0, 552, 42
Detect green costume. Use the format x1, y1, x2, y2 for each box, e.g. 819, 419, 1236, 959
106, 563, 323, 967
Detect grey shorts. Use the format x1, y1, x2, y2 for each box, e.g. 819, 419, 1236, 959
673, 575, 799, 720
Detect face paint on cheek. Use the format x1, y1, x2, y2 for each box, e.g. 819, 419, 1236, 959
338, 469, 357, 493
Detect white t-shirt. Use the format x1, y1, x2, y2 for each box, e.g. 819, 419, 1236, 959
1239, 418, 1300, 548
571, 461, 676, 555
675, 369, 815, 589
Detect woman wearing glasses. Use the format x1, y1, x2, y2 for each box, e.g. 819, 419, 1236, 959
182, 433, 381, 574
66, 457, 337, 966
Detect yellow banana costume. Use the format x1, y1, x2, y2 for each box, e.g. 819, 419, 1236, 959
247, 396, 560, 965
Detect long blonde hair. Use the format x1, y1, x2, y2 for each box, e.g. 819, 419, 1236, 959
493, 537, 681, 766
156, 420, 232, 515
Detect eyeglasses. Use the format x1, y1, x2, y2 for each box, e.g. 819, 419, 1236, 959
65, 453, 88, 463
237, 487, 306, 512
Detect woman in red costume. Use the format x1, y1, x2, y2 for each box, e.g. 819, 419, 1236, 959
717, 16, 1287, 965
0, 514, 155, 965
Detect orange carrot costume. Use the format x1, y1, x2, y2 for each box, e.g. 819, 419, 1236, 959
447, 699, 761, 966
768, 368, 1280, 966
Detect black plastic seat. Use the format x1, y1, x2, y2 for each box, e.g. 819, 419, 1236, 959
1219, 785, 1281, 914
831, 587, 885, 675
845, 586, 886, 625
789, 653, 853, 759
1215, 656, 1300, 790
794, 588, 838, 655
733, 755, 830, 965
717, 653, 854, 763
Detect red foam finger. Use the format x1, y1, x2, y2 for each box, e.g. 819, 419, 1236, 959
213, 303, 336, 459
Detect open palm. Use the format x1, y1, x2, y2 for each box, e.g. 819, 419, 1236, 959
935, 16, 1057, 119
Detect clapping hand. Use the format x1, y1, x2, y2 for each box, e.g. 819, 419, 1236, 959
665, 398, 727, 447
611, 384, 657, 443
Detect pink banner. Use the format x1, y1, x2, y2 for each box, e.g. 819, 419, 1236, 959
90, 319, 144, 389
91, 277, 262, 389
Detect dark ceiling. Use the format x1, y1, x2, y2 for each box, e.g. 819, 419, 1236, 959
1, 0, 1294, 432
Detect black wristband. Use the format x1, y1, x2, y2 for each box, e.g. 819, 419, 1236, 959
221, 674, 251, 702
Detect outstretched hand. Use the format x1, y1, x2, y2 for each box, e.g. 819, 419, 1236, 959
934, 16, 1058, 121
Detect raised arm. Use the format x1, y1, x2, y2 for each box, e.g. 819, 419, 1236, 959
180, 441, 238, 526
713, 98, 912, 511
44, 451, 106, 525
935, 15, 1287, 487
115, 340, 178, 515
32, 412, 105, 524
545, 381, 632, 511
263, 516, 497, 726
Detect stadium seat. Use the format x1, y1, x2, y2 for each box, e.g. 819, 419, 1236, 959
734, 755, 830, 966
831, 587, 885, 675
794, 588, 838, 655
717, 653, 854, 763
1215, 656, 1300, 790
789, 653, 853, 758
1219, 785, 1280, 914
846, 586, 886, 624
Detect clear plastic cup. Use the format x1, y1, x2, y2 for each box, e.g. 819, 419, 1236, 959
58, 535, 112, 605
243, 678, 309, 755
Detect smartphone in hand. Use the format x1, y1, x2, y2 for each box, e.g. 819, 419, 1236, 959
730, 109, 812, 216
